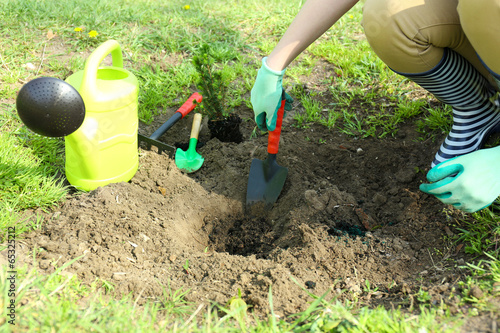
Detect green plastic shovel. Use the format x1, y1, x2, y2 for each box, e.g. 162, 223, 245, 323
175, 113, 204, 173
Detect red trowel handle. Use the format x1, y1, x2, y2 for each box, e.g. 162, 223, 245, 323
267, 90, 286, 154
177, 92, 203, 118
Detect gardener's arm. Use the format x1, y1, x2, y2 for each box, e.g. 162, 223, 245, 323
251, 0, 359, 131
267, 0, 359, 71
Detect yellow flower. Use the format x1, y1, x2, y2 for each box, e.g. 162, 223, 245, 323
88, 30, 99, 38
74, 27, 83, 32
183, 5, 190, 10
349, 14, 354, 19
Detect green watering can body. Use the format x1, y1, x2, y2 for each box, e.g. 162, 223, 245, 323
65, 40, 139, 191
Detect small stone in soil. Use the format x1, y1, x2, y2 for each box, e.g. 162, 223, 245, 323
305, 281, 316, 289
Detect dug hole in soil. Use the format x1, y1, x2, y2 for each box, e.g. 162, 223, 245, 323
12, 89, 484, 323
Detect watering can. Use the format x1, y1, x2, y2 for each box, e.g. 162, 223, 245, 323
65, 40, 139, 191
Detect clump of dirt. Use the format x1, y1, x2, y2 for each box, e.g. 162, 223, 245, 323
11, 85, 496, 329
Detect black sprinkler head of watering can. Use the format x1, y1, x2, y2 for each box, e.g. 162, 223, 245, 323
16, 77, 85, 137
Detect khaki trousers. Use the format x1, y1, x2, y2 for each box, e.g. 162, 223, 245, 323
362, 0, 500, 87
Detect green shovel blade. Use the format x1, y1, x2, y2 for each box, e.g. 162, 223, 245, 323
175, 138, 204, 173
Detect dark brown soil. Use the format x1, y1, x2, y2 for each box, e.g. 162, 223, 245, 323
207, 114, 243, 143
6, 72, 500, 331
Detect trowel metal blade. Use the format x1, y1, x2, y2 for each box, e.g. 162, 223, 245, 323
246, 157, 288, 210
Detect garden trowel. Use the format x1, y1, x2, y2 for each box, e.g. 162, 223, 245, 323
175, 113, 204, 173
246, 90, 288, 211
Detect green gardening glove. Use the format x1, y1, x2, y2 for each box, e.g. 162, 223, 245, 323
251, 57, 293, 131
419, 146, 500, 213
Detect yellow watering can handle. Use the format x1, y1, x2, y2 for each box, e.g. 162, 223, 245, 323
79, 40, 124, 99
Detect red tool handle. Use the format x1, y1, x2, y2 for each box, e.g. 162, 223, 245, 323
267, 91, 286, 154
176, 92, 203, 118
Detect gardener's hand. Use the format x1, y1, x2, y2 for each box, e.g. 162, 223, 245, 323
419, 146, 500, 213
251, 57, 293, 131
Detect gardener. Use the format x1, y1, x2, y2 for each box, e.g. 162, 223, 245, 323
250, 0, 500, 213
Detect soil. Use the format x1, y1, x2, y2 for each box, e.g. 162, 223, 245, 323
207, 114, 243, 144
8, 83, 500, 331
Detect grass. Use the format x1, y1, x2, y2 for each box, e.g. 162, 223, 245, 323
0, 262, 459, 332
0, 106, 67, 238
0, 0, 499, 331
